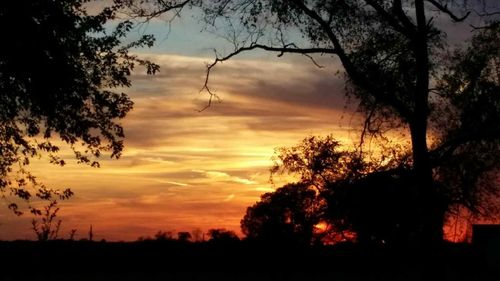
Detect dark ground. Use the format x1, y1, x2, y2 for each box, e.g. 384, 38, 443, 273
0, 240, 498, 281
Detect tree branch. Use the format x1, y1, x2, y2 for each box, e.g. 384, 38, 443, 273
199, 43, 337, 111
119, 0, 191, 21
392, 0, 417, 32
364, 0, 414, 36
470, 21, 500, 30
429, 132, 500, 166
426, 0, 471, 22
290, 0, 412, 120
474, 10, 500, 17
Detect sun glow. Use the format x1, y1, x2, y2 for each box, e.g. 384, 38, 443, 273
0, 52, 357, 241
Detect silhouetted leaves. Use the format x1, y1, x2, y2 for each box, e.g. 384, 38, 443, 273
155, 230, 175, 241
0, 0, 157, 211
31, 200, 62, 241
254, 129, 499, 246
177, 231, 192, 242
432, 24, 500, 223
207, 228, 239, 243
241, 183, 322, 245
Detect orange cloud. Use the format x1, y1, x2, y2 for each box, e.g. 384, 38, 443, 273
0, 53, 360, 241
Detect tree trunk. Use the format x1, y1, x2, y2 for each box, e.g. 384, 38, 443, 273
409, 121, 444, 246
412, 0, 445, 246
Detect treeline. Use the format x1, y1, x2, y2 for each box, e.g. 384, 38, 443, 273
136, 228, 239, 243
0, 239, 488, 275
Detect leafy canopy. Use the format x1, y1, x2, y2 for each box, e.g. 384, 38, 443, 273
0, 0, 158, 214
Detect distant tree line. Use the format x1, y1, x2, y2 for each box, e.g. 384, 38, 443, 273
137, 228, 240, 243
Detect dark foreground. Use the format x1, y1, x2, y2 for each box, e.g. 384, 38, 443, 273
0, 240, 498, 281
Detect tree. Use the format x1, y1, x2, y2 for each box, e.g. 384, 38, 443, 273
31, 200, 62, 241
269, 131, 499, 245
0, 0, 158, 213
177, 231, 192, 242
128, 0, 499, 244
431, 23, 500, 228
324, 167, 421, 245
206, 228, 239, 242
266, 135, 417, 245
241, 183, 323, 245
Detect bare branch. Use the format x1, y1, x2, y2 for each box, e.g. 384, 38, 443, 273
429, 130, 500, 166
301, 53, 325, 68
122, 0, 191, 21
470, 21, 500, 30
358, 106, 377, 157
426, 0, 471, 22
474, 10, 500, 17
199, 43, 337, 111
364, 0, 415, 36
199, 49, 222, 113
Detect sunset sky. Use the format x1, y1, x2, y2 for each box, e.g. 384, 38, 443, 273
0, 3, 485, 241
0, 8, 371, 241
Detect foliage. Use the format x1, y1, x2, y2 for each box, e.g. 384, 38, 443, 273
432, 23, 500, 220
31, 200, 62, 241
271, 136, 364, 188
241, 183, 323, 245
127, 0, 500, 244
177, 231, 192, 242
255, 127, 499, 245
155, 230, 175, 241
270, 135, 410, 187
0, 0, 158, 213
207, 228, 239, 242
252, 135, 416, 245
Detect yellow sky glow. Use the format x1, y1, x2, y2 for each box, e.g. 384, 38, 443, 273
0, 53, 366, 241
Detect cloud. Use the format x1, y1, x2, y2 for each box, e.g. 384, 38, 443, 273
118, 53, 362, 153
192, 169, 257, 185
157, 180, 189, 187
0, 53, 362, 241
12, 2, 483, 242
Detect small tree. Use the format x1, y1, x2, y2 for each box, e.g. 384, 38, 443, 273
241, 183, 322, 245
177, 231, 192, 242
31, 201, 62, 241
207, 228, 239, 242
155, 230, 174, 241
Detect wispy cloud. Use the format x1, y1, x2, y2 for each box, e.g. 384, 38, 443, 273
157, 180, 189, 187
0, 53, 360, 241
193, 169, 258, 185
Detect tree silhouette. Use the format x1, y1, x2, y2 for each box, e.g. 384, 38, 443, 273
127, 0, 499, 245
431, 24, 500, 222
267, 131, 498, 246
155, 230, 174, 241
0, 1, 158, 213
31, 200, 62, 241
264, 135, 416, 245
324, 168, 421, 245
207, 228, 239, 243
177, 231, 192, 242
241, 183, 323, 245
